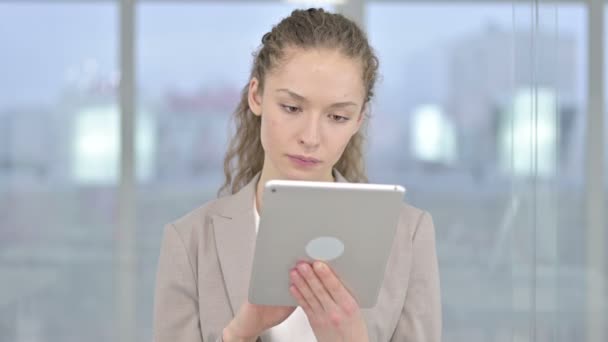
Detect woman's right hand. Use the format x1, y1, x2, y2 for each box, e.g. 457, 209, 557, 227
223, 300, 296, 341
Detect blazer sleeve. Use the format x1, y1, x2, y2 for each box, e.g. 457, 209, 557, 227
154, 224, 216, 342
390, 211, 442, 342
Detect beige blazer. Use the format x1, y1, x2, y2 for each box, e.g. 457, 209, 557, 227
153, 172, 442, 342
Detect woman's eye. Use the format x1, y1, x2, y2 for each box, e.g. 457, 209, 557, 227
281, 104, 300, 114
329, 114, 349, 123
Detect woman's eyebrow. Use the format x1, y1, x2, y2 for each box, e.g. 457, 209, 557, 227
276, 88, 307, 102
276, 88, 357, 108
329, 101, 358, 109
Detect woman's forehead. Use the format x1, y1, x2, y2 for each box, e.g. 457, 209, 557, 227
266, 48, 365, 103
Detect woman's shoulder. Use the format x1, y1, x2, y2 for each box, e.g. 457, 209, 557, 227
397, 202, 434, 241
164, 176, 257, 244
164, 194, 239, 241
400, 202, 426, 218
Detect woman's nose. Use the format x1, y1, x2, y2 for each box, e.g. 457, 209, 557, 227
298, 115, 321, 148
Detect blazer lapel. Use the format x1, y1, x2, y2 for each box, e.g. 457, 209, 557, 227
212, 174, 259, 316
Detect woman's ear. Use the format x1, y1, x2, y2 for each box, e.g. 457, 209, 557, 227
354, 103, 367, 133
248, 77, 263, 117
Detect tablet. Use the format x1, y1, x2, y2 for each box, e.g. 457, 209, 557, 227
248, 179, 406, 308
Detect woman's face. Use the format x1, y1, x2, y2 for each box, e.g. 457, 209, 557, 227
248, 48, 366, 181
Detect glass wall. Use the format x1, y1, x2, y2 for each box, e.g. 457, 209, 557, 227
0, 3, 118, 341
367, 2, 594, 340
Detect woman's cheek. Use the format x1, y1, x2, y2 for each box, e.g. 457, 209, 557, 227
261, 116, 282, 151
334, 135, 352, 159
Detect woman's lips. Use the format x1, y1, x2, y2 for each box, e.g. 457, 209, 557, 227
287, 154, 321, 167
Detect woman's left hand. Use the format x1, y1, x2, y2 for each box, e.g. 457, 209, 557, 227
289, 261, 369, 342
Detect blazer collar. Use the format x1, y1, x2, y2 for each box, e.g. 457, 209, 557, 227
212, 169, 348, 315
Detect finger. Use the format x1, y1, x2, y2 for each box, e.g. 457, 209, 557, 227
289, 284, 312, 315
290, 268, 324, 316
313, 261, 359, 314
297, 262, 339, 314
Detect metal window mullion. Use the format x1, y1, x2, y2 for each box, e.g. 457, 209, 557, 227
586, 1, 606, 342
116, 0, 137, 342
335, 0, 365, 30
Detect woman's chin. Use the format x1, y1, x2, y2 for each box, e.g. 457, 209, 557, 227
279, 167, 330, 182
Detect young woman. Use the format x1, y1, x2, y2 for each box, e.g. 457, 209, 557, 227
154, 8, 441, 342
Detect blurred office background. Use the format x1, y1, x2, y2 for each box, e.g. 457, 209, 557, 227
0, 0, 606, 341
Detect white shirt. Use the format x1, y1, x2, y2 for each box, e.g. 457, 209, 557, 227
254, 197, 317, 342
